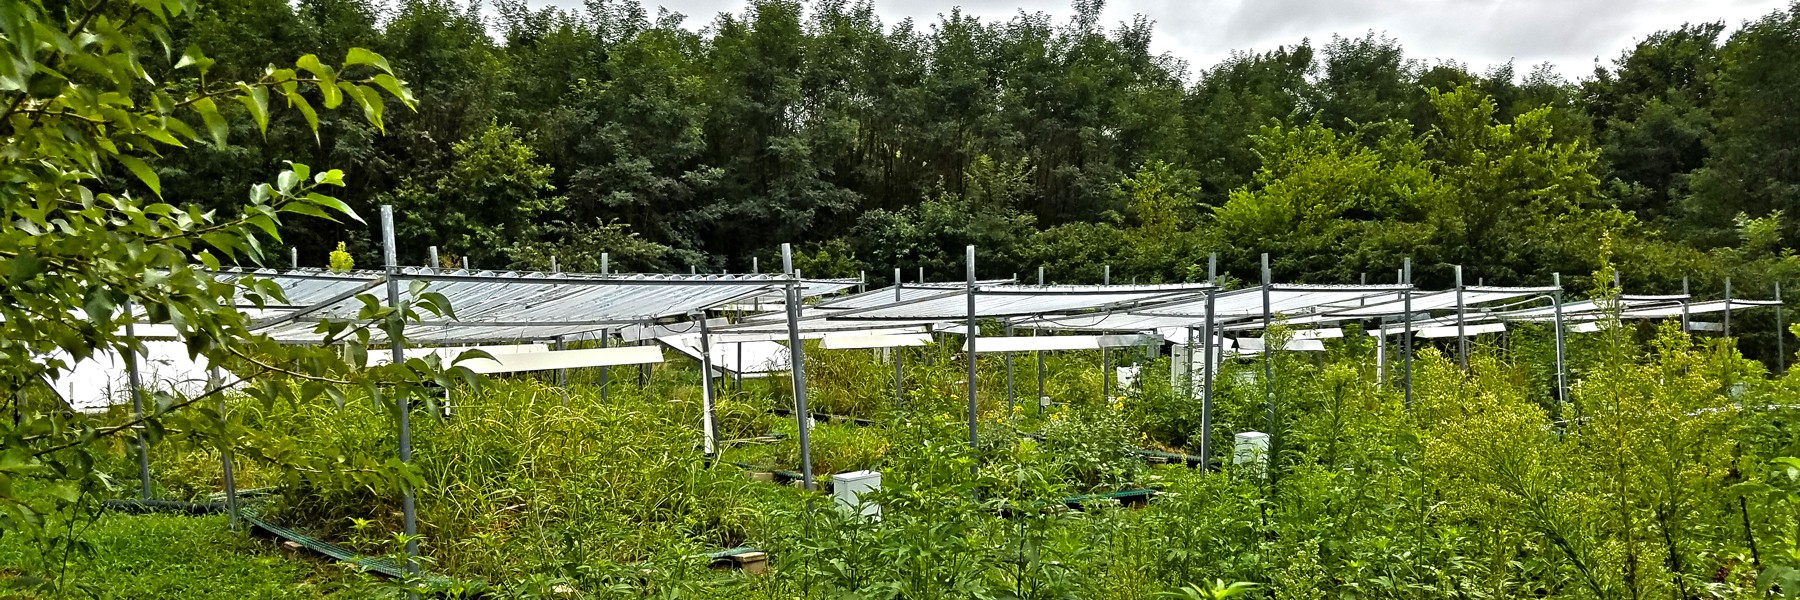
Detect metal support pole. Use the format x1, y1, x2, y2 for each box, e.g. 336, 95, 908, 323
696, 312, 718, 455
602, 253, 610, 275
1376, 317, 1387, 387
290, 247, 299, 269
782, 244, 815, 491
1260, 253, 1274, 445
895, 268, 904, 408
1004, 320, 1015, 415
211, 367, 238, 529
123, 303, 151, 501
1552, 273, 1568, 408
965, 245, 979, 461
427, 246, 439, 270
1102, 265, 1111, 401
599, 330, 610, 402
1036, 266, 1046, 411
1779, 282, 1787, 374
554, 336, 568, 406
1200, 253, 1217, 471
1455, 265, 1467, 370
461, 256, 469, 270
752, 257, 758, 274
1184, 326, 1196, 401
379, 205, 420, 580
1036, 330, 1047, 413
1726, 277, 1734, 338
1402, 258, 1414, 409
919, 266, 925, 284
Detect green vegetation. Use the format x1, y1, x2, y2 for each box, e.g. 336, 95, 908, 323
0, 512, 380, 598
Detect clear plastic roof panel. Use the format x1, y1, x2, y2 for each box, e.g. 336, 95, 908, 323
1131, 285, 1410, 320
1322, 286, 1560, 318
826, 284, 1213, 321
238, 268, 790, 344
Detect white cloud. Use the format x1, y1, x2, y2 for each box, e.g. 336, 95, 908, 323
525, 0, 1792, 80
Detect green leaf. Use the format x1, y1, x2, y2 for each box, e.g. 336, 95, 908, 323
304, 192, 362, 224
236, 83, 269, 136
370, 74, 415, 109
283, 90, 320, 141
343, 47, 393, 75
8, 252, 44, 285
115, 155, 161, 197
190, 97, 227, 147
174, 44, 213, 74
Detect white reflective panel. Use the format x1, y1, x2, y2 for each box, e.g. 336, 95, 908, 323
620, 319, 725, 343
1415, 322, 1507, 338
49, 342, 215, 412
366, 343, 549, 367
1623, 299, 1781, 318
1292, 328, 1343, 340
716, 326, 927, 343
463, 346, 663, 374
1022, 312, 1202, 332
962, 334, 1156, 353
1234, 337, 1326, 353
660, 335, 791, 376
821, 334, 933, 350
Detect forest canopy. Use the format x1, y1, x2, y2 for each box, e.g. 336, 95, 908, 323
152, 0, 1800, 295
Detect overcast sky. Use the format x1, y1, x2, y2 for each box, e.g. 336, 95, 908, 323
528, 0, 1791, 80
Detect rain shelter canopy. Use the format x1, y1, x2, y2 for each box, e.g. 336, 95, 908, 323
236, 268, 799, 344
824, 283, 1214, 322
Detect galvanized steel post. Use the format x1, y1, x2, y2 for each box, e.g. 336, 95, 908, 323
1552, 273, 1567, 408
1036, 266, 1046, 412
965, 245, 979, 462
895, 268, 904, 408
1402, 258, 1414, 410
379, 205, 420, 580
212, 368, 238, 528
1455, 265, 1467, 370
695, 311, 718, 455
598, 329, 610, 402
123, 302, 151, 501
1726, 277, 1734, 338
1260, 253, 1274, 447
1102, 265, 1111, 402
782, 244, 815, 490
1779, 282, 1787, 374
1200, 252, 1218, 471
1004, 320, 1015, 416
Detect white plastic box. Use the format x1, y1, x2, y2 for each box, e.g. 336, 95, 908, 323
1233, 431, 1270, 473
832, 470, 881, 519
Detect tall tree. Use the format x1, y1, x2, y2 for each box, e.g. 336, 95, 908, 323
1685, 5, 1800, 247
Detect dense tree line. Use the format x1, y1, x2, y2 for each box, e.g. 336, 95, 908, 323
151, 0, 1800, 293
